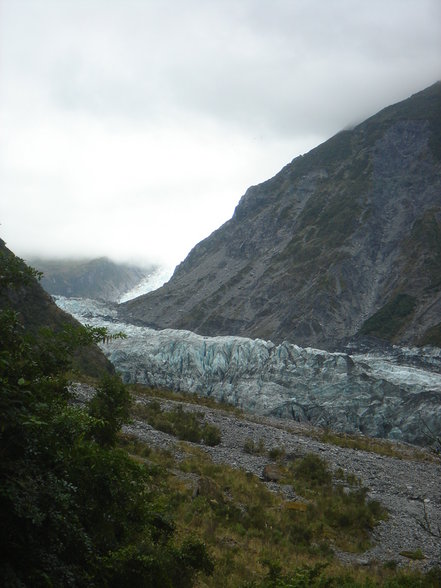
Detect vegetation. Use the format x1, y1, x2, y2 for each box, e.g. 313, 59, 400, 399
121, 438, 440, 588
419, 322, 441, 348
131, 383, 242, 415
2, 252, 440, 587
132, 399, 222, 446
244, 436, 267, 455
242, 561, 441, 587
359, 293, 417, 340
317, 429, 430, 460
0, 254, 213, 586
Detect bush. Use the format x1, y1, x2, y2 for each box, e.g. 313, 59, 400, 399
133, 401, 222, 446
203, 424, 222, 446
244, 437, 266, 455
0, 254, 213, 587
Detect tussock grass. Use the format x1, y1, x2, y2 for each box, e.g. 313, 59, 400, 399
129, 383, 243, 415
132, 399, 222, 446
117, 434, 439, 587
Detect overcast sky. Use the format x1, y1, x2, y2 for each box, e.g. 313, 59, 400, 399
1, 0, 440, 268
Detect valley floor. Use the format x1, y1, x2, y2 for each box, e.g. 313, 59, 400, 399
113, 389, 441, 571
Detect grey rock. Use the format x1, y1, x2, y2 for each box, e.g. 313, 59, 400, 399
120, 82, 441, 350
123, 394, 441, 570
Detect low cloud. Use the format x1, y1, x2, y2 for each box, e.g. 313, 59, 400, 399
1, 0, 440, 266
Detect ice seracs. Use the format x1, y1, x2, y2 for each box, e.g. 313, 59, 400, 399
55, 295, 441, 447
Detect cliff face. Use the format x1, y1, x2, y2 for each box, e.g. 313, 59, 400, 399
30, 257, 152, 302
121, 83, 441, 349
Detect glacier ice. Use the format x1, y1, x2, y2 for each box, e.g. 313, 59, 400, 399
118, 265, 174, 302
56, 296, 441, 446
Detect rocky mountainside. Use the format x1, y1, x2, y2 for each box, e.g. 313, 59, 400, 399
121, 82, 441, 350
30, 256, 152, 302
0, 239, 113, 377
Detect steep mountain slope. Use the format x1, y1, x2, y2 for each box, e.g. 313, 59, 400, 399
121, 83, 441, 349
30, 256, 152, 302
0, 239, 113, 377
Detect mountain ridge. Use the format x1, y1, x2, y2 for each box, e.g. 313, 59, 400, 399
121, 83, 441, 349
30, 256, 153, 302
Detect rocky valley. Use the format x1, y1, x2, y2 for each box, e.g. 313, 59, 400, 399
3, 82, 441, 585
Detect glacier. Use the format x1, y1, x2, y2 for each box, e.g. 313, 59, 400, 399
118, 265, 174, 303
56, 296, 441, 446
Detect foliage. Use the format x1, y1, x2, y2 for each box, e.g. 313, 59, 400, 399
132, 383, 242, 414
419, 322, 441, 348
0, 251, 43, 286
283, 454, 386, 552
359, 293, 417, 340
120, 439, 440, 588
244, 436, 266, 455
0, 254, 212, 587
132, 400, 222, 446
242, 561, 441, 587
399, 549, 425, 561
89, 374, 132, 447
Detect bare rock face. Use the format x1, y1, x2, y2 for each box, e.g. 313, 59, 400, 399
120, 83, 441, 350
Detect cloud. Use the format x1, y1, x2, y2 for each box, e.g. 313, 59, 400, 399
0, 0, 440, 266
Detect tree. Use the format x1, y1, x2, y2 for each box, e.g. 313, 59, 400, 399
0, 253, 212, 587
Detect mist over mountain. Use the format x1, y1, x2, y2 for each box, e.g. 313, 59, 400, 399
121, 83, 441, 350
30, 257, 154, 302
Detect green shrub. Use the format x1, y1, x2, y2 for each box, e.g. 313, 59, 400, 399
244, 437, 266, 455
268, 446, 286, 460
399, 548, 425, 560
203, 424, 222, 446
359, 293, 417, 340
133, 401, 222, 446
291, 453, 332, 492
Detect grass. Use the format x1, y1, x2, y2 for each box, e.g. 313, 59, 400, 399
131, 386, 436, 462
116, 434, 439, 587
244, 437, 267, 455
317, 429, 430, 460
132, 399, 222, 446
399, 549, 426, 561
130, 383, 243, 415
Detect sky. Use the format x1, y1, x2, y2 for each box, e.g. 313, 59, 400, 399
0, 0, 440, 269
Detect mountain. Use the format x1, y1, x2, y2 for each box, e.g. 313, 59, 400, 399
30, 256, 153, 302
120, 83, 441, 350
0, 239, 114, 377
